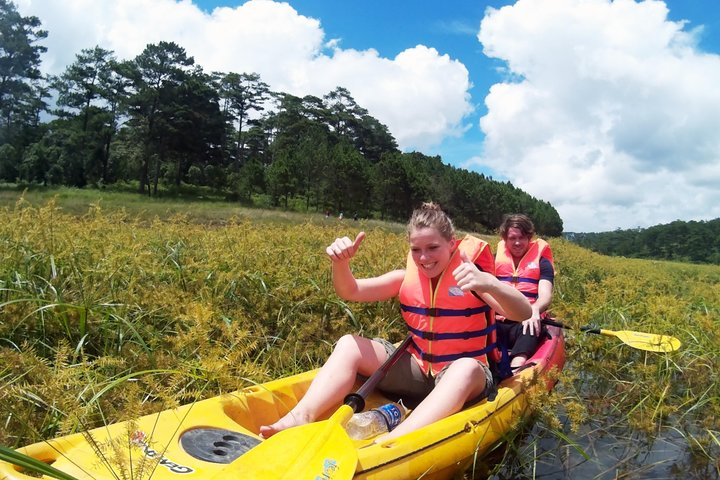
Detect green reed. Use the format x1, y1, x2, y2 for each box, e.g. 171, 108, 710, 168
0, 192, 718, 478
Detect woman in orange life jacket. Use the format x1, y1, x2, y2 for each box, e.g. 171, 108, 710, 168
494, 214, 555, 372
259, 202, 531, 442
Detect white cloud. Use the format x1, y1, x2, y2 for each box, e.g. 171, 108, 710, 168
305, 45, 473, 149
15, 0, 473, 152
474, 0, 720, 232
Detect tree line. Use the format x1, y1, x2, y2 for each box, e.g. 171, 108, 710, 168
566, 218, 720, 265
0, 1, 563, 236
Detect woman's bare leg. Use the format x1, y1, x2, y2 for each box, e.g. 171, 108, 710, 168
378, 358, 488, 442
259, 334, 387, 438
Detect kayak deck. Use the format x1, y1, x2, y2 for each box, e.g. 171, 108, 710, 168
0, 326, 564, 480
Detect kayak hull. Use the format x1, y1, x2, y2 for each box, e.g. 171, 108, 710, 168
1, 326, 565, 480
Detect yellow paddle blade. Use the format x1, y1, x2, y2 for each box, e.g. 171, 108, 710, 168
214, 405, 357, 480
544, 319, 681, 353
601, 329, 681, 352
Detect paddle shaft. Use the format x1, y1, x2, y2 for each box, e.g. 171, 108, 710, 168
542, 318, 598, 334
344, 334, 413, 413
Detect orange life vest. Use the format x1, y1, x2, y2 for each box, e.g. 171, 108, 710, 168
398, 235, 500, 376
495, 238, 555, 304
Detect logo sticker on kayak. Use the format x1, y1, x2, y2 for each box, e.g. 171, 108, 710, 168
315, 458, 339, 479
131, 430, 194, 474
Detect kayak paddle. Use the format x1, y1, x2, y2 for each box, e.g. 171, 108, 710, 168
542, 318, 681, 352
214, 335, 414, 479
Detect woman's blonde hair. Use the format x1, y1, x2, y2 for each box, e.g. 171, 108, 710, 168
407, 202, 455, 240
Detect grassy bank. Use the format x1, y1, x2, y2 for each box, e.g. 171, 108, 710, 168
0, 184, 406, 232
0, 188, 718, 477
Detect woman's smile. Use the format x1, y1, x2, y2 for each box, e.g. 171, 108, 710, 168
409, 227, 455, 278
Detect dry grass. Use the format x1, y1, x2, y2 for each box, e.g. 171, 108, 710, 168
0, 189, 718, 478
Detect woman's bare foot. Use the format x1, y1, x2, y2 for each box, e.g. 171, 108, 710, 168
259, 410, 313, 438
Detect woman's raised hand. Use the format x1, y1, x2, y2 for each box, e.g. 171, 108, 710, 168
326, 231, 366, 262
453, 250, 495, 293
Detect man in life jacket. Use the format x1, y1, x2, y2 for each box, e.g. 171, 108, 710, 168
495, 214, 555, 372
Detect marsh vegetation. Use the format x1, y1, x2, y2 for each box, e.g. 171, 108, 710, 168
0, 190, 717, 479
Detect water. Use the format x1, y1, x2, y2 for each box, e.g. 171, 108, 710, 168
478, 415, 718, 479
479, 328, 720, 480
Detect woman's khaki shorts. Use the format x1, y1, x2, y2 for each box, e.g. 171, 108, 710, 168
371, 337, 494, 406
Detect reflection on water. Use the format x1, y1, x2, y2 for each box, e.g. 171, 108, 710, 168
476, 415, 719, 480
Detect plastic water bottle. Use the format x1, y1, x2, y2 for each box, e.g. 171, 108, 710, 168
344, 402, 406, 440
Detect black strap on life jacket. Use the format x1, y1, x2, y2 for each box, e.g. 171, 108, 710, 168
409, 340, 500, 364
399, 304, 491, 317
496, 275, 540, 284
494, 342, 513, 380
405, 323, 497, 341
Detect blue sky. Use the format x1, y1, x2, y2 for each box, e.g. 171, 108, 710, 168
16, 0, 720, 232
191, 0, 720, 174
193, 0, 516, 170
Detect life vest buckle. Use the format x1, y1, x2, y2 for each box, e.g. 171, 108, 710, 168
418, 331, 437, 340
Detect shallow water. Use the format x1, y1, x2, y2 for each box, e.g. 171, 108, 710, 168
482, 417, 718, 480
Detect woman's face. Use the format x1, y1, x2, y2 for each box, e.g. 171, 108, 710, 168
409, 227, 456, 279
506, 227, 531, 259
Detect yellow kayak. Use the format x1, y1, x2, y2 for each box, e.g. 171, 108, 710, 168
0, 326, 565, 480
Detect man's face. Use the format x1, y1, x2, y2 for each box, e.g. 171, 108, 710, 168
506, 227, 530, 259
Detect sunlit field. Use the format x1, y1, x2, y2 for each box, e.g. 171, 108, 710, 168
1, 189, 718, 479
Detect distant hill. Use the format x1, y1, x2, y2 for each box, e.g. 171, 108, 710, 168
565, 218, 720, 264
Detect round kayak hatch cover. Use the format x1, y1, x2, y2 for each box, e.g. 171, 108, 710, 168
180, 427, 261, 464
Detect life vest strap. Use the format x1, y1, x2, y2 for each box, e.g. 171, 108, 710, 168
496, 275, 540, 284
494, 342, 513, 380
407, 323, 496, 341
400, 304, 491, 317
410, 341, 499, 363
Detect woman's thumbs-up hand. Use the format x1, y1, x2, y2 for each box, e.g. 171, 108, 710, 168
326, 231, 366, 262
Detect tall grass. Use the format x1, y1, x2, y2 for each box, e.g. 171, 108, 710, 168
0, 195, 405, 448
0, 190, 718, 477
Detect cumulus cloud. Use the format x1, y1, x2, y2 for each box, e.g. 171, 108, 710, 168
15, 0, 473, 152
474, 0, 720, 232
305, 45, 473, 148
